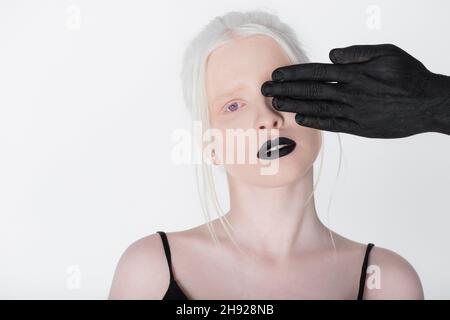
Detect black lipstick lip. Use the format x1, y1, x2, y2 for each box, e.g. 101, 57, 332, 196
257, 136, 296, 160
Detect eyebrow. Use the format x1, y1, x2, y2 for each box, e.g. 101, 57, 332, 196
213, 83, 249, 103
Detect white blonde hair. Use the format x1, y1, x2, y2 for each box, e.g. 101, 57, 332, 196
180, 10, 342, 251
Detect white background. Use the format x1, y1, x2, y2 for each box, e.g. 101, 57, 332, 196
0, 0, 449, 299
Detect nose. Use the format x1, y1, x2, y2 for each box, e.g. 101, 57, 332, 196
256, 97, 284, 130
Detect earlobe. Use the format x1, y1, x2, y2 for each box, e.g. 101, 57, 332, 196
211, 149, 218, 166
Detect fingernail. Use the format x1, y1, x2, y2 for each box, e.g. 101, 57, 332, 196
261, 82, 273, 96
272, 97, 281, 110
272, 70, 284, 81
330, 49, 342, 61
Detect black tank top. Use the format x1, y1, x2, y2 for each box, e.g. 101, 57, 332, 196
156, 231, 375, 300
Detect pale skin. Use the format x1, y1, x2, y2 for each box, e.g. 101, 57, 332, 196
109, 35, 424, 300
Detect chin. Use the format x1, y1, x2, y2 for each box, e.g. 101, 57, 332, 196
228, 160, 308, 188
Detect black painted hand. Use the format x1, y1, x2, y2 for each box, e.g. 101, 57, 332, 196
261, 44, 450, 138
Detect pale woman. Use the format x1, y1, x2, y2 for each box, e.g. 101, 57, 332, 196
109, 10, 423, 300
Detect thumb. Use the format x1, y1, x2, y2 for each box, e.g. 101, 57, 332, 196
329, 43, 398, 64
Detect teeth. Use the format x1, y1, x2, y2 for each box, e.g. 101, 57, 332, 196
268, 144, 288, 152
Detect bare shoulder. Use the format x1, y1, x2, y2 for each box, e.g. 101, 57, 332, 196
108, 232, 170, 300
363, 245, 424, 299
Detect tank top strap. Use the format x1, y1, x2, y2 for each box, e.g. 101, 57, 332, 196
157, 231, 175, 282
357, 243, 375, 300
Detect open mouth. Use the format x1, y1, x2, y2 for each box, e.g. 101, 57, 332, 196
256, 136, 296, 160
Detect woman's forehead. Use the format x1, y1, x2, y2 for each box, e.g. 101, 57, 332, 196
206, 35, 291, 100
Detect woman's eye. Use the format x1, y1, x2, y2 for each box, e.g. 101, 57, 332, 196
224, 102, 242, 113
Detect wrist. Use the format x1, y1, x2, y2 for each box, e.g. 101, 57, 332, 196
426, 73, 450, 134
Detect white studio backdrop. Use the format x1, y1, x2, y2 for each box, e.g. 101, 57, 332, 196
0, 0, 449, 299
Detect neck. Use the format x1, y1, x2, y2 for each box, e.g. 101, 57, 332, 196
220, 169, 332, 261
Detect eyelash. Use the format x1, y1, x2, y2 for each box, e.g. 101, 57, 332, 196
224, 101, 244, 113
